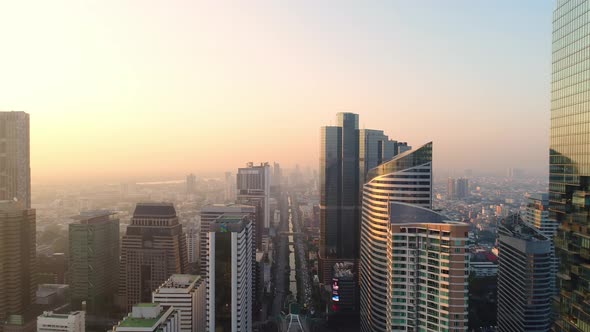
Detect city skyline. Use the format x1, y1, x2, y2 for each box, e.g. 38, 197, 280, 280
0, 1, 552, 184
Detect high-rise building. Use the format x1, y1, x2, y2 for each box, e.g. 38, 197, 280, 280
186, 173, 196, 195
0, 111, 30, 208
68, 211, 119, 313
37, 311, 85, 332
199, 204, 256, 277
447, 178, 456, 199
113, 303, 181, 332
522, 194, 558, 297
236, 162, 270, 250
0, 201, 36, 332
207, 215, 254, 332
456, 178, 469, 199
497, 214, 552, 332
186, 224, 200, 265
119, 203, 188, 311
223, 172, 235, 202
550, 2, 590, 330
360, 143, 433, 332
362, 200, 468, 332
152, 274, 206, 332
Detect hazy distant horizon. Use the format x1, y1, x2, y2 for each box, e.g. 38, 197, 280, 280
0, 1, 552, 185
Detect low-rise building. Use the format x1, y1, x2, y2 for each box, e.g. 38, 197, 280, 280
112, 304, 180, 332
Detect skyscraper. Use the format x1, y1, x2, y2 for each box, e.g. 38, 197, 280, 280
153, 274, 206, 332
119, 203, 188, 311
236, 162, 270, 250
456, 178, 469, 199
447, 178, 456, 199
0, 111, 31, 208
359, 143, 433, 332
207, 215, 254, 332
68, 211, 120, 313
186, 173, 196, 195
497, 214, 552, 332
550, 2, 590, 330
0, 201, 36, 332
199, 204, 256, 277
223, 172, 235, 202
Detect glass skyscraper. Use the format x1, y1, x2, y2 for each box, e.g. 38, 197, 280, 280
550, 1, 590, 330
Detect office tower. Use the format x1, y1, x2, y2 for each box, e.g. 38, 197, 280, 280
119, 203, 188, 311
186, 224, 200, 265
0, 201, 36, 332
199, 204, 256, 277
447, 178, 456, 199
153, 275, 206, 332
113, 304, 181, 332
236, 162, 270, 250
37, 311, 85, 332
358, 129, 398, 189
456, 178, 469, 199
396, 142, 412, 155
497, 214, 552, 332
68, 211, 119, 313
0, 112, 30, 208
550, 2, 590, 330
331, 262, 358, 313
223, 172, 235, 202
360, 143, 433, 332
271, 162, 282, 194
186, 173, 196, 195
207, 215, 253, 332
523, 194, 558, 239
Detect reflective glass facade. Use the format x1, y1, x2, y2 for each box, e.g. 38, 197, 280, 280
550, 1, 590, 330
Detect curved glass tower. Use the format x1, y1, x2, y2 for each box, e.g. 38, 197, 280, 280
360, 142, 433, 332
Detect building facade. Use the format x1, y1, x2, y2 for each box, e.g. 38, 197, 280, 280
236, 162, 270, 251
385, 203, 469, 332
360, 143, 433, 332
549, 1, 590, 330
0, 111, 30, 208
0, 201, 36, 332
37, 311, 85, 332
153, 274, 206, 332
68, 211, 119, 313
119, 203, 188, 311
207, 215, 254, 332
497, 214, 552, 332
456, 178, 469, 199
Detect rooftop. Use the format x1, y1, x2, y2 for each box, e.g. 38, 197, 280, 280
389, 202, 449, 225
499, 214, 549, 242
133, 203, 176, 218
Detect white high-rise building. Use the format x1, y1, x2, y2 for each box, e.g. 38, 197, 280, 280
186, 224, 200, 265
207, 215, 254, 332
37, 311, 85, 332
236, 162, 270, 251
198, 204, 255, 276
153, 274, 206, 332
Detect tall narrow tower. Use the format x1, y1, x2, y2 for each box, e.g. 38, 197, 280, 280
0, 111, 30, 208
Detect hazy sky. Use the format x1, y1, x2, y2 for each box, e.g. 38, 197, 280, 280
0, 1, 553, 184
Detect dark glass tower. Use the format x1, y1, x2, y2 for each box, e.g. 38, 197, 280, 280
550, 1, 590, 330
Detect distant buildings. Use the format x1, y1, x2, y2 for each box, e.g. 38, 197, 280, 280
360, 143, 440, 332
119, 203, 188, 311
37, 311, 85, 332
207, 215, 254, 332
0, 201, 36, 332
497, 214, 552, 332
550, 2, 590, 330
68, 211, 119, 313
186, 173, 196, 195
152, 274, 206, 332
186, 225, 200, 265
223, 172, 235, 202
113, 304, 180, 332
0, 111, 31, 208
236, 162, 270, 251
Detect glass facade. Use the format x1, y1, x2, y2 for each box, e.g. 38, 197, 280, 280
214, 232, 232, 332
550, 1, 590, 330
